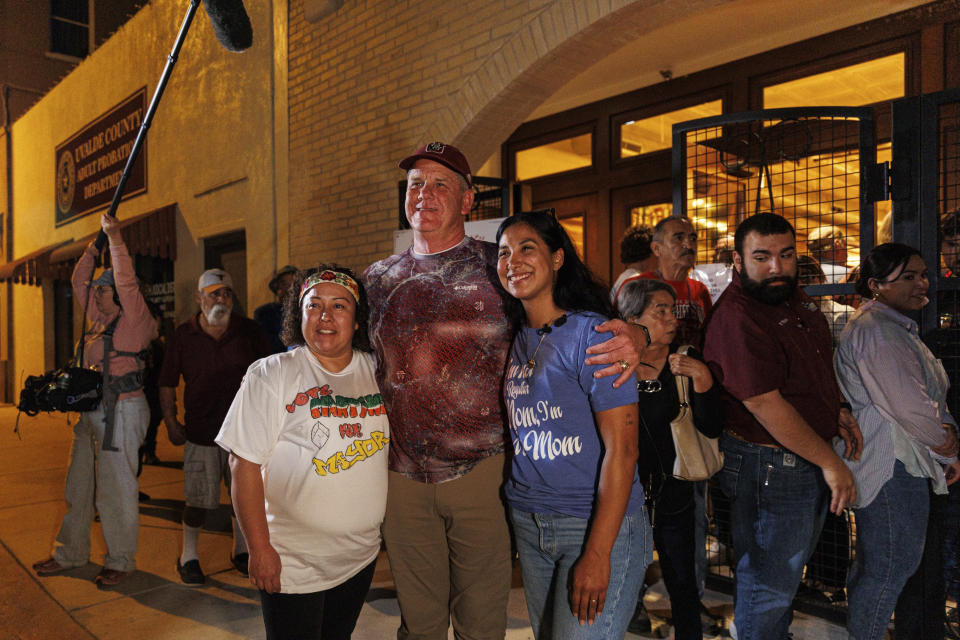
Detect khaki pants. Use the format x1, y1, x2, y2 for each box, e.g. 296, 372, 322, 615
53, 396, 149, 572
383, 453, 511, 640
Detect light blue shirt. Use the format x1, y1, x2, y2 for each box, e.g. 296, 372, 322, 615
834, 300, 957, 508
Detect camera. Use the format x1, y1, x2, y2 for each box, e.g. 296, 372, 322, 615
18, 367, 103, 416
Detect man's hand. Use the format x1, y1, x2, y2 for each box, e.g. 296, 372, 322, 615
165, 418, 186, 446
821, 456, 857, 514
101, 213, 122, 244
932, 424, 959, 458
584, 319, 641, 387
248, 544, 283, 594
837, 408, 863, 462
568, 548, 610, 626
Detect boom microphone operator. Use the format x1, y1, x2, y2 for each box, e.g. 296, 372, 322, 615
201, 0, 253, 52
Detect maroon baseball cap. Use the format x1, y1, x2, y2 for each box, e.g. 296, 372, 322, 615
399, 142, 472, 186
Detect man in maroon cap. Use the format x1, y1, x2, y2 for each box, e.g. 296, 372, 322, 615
363, 142, 641, 639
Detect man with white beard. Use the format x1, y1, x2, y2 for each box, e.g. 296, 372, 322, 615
159, 268, 271, 586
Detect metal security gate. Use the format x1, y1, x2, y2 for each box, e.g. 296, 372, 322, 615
671, 102, 960, 632
893, 88, 960, 638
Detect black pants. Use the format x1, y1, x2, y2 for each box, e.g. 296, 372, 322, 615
259, 558, 377, 640
652, 480, 703, 640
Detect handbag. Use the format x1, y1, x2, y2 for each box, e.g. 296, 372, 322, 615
669, 345, 723, 481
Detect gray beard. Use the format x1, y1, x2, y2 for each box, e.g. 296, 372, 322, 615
204, 304, 230, 326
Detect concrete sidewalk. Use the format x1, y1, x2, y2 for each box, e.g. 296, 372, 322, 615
0, 405, 847, 639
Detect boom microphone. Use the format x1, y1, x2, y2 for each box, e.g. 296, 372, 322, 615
93, 0, 252, 252
201, 0, 253, 52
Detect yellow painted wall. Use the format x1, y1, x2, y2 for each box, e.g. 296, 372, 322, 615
8, 0, 279, 380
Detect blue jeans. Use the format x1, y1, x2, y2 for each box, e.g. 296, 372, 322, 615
510, 507, 652, 639
714, 434, 829, 640
847, 460, 929, 640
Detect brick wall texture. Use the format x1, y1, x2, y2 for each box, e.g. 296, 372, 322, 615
287, 0, 728, 271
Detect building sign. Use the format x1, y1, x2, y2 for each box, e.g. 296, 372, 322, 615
55, 88, 147, 225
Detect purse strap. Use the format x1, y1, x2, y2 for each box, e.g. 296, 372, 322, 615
673, 344, 693, 414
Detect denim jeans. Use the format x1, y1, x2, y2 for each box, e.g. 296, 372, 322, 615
847, 460, 929, 640
714, 434, 829, 640
510, 507, 652, 639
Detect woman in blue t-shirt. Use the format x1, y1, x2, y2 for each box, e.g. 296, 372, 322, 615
496, 212, 650, 639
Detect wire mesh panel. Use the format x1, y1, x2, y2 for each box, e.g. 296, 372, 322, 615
673, 108, 878, 621
674, 109, 874, 290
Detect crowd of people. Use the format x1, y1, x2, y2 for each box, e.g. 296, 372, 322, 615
29, 142, 960, 640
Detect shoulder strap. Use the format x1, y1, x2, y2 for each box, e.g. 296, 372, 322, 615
674, 345, 693, 405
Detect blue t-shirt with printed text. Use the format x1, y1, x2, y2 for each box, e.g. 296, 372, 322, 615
503, 311, 643, 519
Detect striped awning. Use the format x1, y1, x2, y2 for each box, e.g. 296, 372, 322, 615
48, 204, 178, 280
0, 241, 71, 285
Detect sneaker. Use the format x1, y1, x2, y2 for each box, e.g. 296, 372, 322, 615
627, 599, 652, 633
177, 558, 205, 586
95, 568, 129, 590
231, 553, 249, 577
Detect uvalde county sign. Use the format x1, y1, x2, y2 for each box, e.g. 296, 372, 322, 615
55, 88, 147, 226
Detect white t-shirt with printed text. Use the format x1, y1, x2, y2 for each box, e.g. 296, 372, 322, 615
216, 347, 389, 593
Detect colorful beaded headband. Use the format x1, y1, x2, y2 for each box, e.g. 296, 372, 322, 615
299, 270, 360, 304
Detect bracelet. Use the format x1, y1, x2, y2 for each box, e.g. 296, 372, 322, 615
839, 402, 852, 411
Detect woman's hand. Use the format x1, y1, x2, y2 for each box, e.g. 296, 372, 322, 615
668, 352, 713, 393
837, 409, 863, 461
248, 544, 283, 593
944, 459, 960, 486
932, 424, 959, 458
569, 548, 610, 626
100, 213, 122, 245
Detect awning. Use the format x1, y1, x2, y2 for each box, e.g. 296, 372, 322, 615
49, 204, 178, 280
0, 241, 72, 286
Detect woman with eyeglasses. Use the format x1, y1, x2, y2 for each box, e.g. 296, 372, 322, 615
833, 243, 960, 640
617, 278, 723, 640
497, 212, 650, 639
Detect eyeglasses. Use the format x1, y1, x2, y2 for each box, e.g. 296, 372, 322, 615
628, 321, 651, 347
637, 379, 662, 393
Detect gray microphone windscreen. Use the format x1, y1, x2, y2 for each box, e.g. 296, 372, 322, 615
201, 0, 253, 52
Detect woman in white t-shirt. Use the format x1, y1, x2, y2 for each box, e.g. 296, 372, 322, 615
217, 265, 388, 640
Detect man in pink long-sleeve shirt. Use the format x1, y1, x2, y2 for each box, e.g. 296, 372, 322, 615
33, 213, 157, 589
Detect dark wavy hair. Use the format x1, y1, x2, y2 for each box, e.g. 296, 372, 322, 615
856, 243, 922, 298
620, 224, 654, 263
496, 212, 613, 328
280, 263, 371, 352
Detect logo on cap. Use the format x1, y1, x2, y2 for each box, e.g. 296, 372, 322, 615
425, 142, 446, 154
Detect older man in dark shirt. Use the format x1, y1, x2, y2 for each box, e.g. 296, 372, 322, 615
159, 269, 272, 586
704, 213, 861, 640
